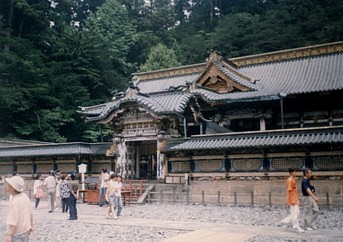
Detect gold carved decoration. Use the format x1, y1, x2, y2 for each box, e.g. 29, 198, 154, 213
198, 64, 250, 93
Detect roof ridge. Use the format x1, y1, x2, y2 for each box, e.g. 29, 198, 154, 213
132, 63, 205, 82
230, 41, 343, 67
191, 125, 343, 139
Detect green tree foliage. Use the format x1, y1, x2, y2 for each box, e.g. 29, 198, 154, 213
0, 0, 342, 142
139, 43, 181, 72
84, 0, 137, 89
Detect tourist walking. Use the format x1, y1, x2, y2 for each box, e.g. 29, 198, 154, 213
33, 175, 44, 209
105, 173, 117, 219
68, 183, 79, 220
55, 170, 62, 209
60, 174, 70, 213
277, 168, 304, 232
114, 175, 123, 219
99, 168, 110, 206
44, 170, 57, 213
5, 175, 33, 242
301, 169, 319, 231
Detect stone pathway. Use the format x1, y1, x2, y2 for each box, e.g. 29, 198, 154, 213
1, 200, 342, 241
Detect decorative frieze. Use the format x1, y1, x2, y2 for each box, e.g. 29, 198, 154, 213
231, 41, 343, 66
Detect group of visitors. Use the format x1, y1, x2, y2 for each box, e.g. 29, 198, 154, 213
99, 168, 123, 219
32, 170, 79, 220
4, 170, 81, 241
278, 168, 319, 233
4, 167, 317, 241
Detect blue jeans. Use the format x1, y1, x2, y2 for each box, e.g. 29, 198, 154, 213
115, 195, 122, 217
61, 197, 69, 213
68, 195, 77, 220
99, 187, 107, 205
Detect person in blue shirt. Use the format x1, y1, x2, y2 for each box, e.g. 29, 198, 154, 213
301, 169, 319, 231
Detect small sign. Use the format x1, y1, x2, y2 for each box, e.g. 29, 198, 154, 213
78, 163, 87, 173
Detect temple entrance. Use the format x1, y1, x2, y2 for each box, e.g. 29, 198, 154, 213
127, 141, 157, 180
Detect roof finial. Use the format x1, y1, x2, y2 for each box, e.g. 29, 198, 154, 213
126, 81, 139, 97
207, 51, 222, 63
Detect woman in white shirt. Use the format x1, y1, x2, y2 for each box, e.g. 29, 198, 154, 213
114, 175, 123, 219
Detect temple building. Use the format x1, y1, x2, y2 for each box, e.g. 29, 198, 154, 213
0, 42, 342, 181
78, 41, 343, 182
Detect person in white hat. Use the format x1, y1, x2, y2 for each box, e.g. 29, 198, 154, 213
5, 176, 33, 242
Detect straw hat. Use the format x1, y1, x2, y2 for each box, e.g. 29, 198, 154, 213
5, 176, 25, 192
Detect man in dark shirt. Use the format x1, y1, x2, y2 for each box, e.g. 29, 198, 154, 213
301, 169, 319, 231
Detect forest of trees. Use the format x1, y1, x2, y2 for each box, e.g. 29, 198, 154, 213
0, 0, 342, 143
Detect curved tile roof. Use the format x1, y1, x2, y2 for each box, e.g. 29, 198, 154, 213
136, 73, 200, 94
191, 87, 275, 102
78, 42, 343, 121
164, 127, 343, 152
149, 92, 193, 113
78, 103, 110, 116
238, 53, 343, 95
214, 63, 261, 91
85, 91, 194, 121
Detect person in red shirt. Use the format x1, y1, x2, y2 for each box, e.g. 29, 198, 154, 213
277, 168, 304, 233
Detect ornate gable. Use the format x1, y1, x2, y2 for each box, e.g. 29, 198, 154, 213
197, 62, 251, 94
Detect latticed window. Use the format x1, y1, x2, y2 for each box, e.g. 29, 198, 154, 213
172, 161, 190, 172
314, 156, 343, 170
17, 163, 33, 173
57, 163, 76, 173
1, 163, 14, 174
272, 157, 303, 170
232, 158, 261, 171
196, 160, 223, 172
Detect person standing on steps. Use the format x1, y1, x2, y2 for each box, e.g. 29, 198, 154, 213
277, 168, 304, 233
301, 169, 319, 231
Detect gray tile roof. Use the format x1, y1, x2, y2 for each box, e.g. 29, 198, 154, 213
0, 142, 111, 158
214, 62, 262, 91
164, 126, 343, 152
79, 42, 343, 121
86, 92, 194, 122
238, 53, 343, 95
137, 73, 201, 94
0, 139, 51, 148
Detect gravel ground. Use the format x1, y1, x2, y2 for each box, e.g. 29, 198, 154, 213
126, 203, 343, 229
1, 202, 342, 241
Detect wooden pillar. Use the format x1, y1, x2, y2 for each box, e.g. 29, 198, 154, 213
183, 118, 187, 137
259, 116, 266, 131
